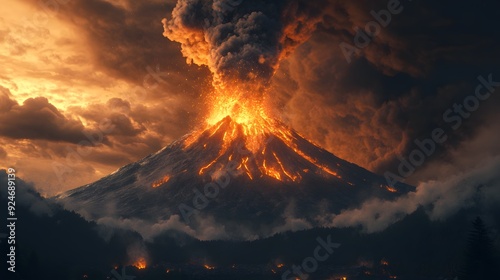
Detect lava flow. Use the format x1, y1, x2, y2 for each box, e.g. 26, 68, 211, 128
182, 85, 343, 183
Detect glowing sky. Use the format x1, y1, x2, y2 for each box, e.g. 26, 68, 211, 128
1, 0, 499, 195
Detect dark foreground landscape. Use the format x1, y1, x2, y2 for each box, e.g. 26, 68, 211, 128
1, 171, 498, 280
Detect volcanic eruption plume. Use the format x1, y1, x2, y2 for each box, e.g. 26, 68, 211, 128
162, 0, 326, 124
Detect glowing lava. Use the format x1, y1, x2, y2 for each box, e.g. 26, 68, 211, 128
182, 85, 349, 184
152, 175, 170, 188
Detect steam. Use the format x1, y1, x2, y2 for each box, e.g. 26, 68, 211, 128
0, 170, 53, 216
162, 0, 326, 93
94, 209, 312, 242
326, 156, 500, 233
96, 215, 229, 241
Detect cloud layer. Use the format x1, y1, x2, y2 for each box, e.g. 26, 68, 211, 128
0, 87, 87, 143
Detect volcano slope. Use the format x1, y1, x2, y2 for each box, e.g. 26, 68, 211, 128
57, 116, 414, 239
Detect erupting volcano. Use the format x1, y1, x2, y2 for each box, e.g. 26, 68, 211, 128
57, 94, 413, 238
56, 0, 414, 239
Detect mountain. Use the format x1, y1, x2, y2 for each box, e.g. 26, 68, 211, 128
56, 116, 414, 239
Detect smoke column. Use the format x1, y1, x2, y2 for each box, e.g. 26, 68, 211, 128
163, 0, 327, 95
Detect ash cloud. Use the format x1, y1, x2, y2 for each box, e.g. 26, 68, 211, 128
163, 0, 327, 92
270, 0, 500, 183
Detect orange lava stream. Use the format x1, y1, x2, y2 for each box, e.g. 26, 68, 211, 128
152, 175, 170, 188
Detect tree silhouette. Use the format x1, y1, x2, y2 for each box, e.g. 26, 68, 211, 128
460, 217, 496, 279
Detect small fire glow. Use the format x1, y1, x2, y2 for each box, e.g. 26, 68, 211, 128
152, 175, 170, 188
204, 264, 215, 270
133, 258, 147, 269
385, 186, 397, 193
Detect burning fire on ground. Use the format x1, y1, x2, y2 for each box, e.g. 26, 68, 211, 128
133, 258, 147, 269
204, 264, 215, 270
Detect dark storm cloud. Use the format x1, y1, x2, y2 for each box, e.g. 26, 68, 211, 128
272, 0, 500, 179
71, 97, 182, 139
66, 96, 193, 164
0, 87, 89, 143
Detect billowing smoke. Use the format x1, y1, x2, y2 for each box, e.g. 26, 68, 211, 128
324, 155, 500, 233
162, 0, 326, 93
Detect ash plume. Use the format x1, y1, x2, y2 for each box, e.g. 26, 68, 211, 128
162, 0, 327, 93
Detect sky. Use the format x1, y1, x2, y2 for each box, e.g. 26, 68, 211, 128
1, 0, 499, 197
